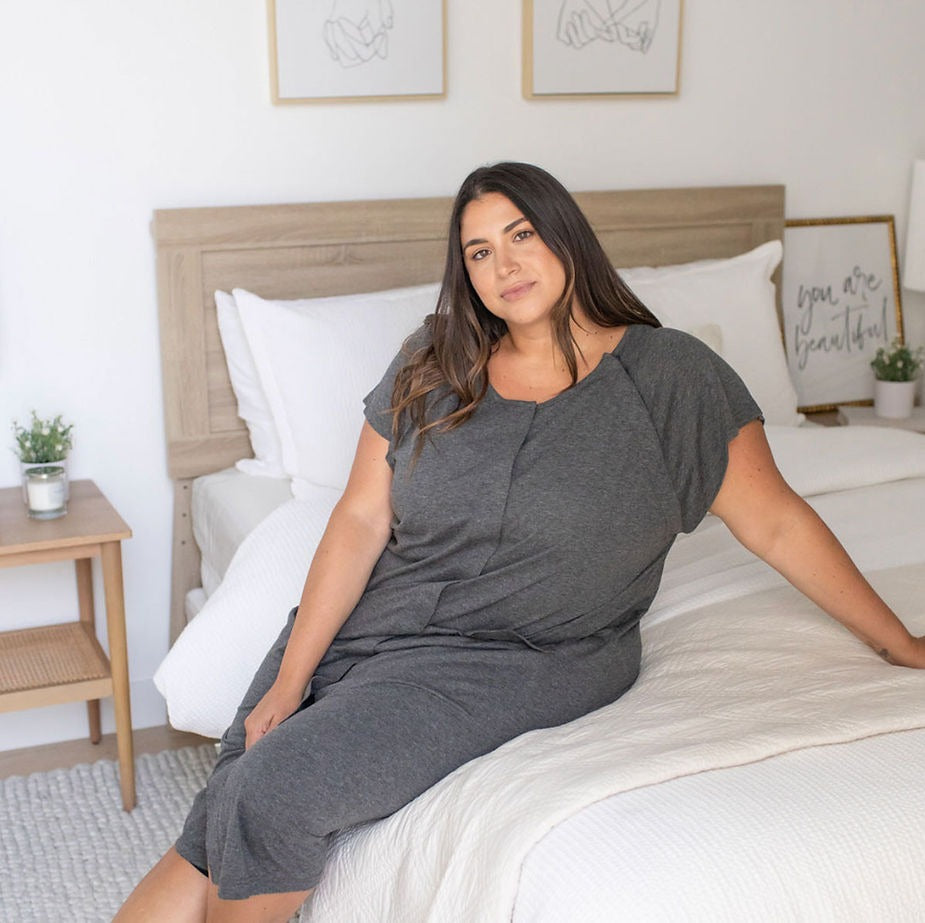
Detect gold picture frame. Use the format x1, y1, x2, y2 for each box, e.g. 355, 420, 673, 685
269, 0, 447, 104
523, 0, 683, 99
781, 216, 905, 413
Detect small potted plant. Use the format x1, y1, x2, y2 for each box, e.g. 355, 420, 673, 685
11, 411, 74, 515
870, 338, 924, 419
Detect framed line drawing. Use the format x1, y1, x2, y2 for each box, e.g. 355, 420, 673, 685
523, 0, 683, 99
781, 216, 905, 413
269, 0, 446, 103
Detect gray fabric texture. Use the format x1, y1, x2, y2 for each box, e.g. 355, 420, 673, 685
176, 323, 762, 899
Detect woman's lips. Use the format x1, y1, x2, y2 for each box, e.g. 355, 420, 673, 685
501, 281, 535, 300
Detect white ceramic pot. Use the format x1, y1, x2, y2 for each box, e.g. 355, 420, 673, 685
873, 379, 917, 419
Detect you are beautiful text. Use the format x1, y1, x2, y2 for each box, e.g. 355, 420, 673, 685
792, 265, 889, 371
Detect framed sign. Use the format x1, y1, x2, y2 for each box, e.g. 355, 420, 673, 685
781, 216, 904, 412
269, 0, 446, 103
523, 0, 683, 98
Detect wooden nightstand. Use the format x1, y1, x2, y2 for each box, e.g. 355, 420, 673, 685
0, 479, 135, 809
836, 404, 925, 433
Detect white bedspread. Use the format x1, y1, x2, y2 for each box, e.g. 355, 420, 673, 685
513, 726, 925, 921
306, 426, 925, 922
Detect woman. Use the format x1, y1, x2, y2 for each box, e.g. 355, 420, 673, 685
117, 163, 924, 922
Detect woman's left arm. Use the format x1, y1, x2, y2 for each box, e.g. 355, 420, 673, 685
710, 420, 925, 669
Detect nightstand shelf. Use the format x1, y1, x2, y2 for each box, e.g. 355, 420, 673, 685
0, 622, 112, 711
0, 479, 135, 809
836, 404, 925, 433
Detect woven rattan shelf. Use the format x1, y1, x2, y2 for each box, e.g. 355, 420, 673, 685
0, 622, 111, 707
0, 479, 135, 809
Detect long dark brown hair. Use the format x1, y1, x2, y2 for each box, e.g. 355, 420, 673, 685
392, 162, 660, 446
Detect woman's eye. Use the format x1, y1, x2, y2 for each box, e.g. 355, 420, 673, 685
513, 229, 534, 242
470, 248, 490, 261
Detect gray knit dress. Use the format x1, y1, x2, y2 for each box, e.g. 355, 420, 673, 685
176, 323, 762, 899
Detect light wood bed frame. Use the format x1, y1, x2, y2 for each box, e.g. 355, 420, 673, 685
154, 184, 785, 642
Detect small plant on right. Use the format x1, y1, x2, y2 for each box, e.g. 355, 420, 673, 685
869, 338, 924, 382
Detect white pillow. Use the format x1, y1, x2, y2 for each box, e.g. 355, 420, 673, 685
154, 487, 340, 738
233, 283, 439, 494
620, 242, 803, 426
215, 291, 286, 477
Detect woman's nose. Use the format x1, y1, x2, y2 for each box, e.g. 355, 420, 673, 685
496, 246, 519, 275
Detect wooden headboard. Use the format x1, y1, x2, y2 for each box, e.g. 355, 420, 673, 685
154, 184, 785, 641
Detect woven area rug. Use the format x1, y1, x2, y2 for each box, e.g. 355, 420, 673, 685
0, 744, 217, 922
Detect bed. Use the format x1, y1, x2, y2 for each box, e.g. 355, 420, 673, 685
152, 185, 925, 921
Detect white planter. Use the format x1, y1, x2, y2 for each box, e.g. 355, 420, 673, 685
873, 379, 917, 419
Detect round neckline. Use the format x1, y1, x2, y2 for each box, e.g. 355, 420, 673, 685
486, 324, 637, 408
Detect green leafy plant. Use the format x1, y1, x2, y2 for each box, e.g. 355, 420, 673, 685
11, 411, 74, 463
869, 338, 924, 382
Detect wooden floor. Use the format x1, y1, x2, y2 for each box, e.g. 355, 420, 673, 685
0, 725, 214, 779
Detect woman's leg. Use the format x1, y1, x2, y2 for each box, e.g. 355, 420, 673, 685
113, 845, 311, 923
204, 881, 312, 923
116, 617, 301, 922
113, 846, 209, 922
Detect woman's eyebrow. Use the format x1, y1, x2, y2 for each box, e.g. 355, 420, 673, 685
463, 216, 528, 251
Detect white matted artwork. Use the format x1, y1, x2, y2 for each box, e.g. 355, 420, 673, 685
781, 217, 905, 412
269, 0, 446, 103
523, 0, 682, 98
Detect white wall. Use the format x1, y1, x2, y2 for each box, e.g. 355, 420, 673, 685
1, 1, 924, 751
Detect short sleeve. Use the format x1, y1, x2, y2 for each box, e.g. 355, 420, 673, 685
362, 322, 433, 442
363, 350, 402, 441
623, 327, 764, 533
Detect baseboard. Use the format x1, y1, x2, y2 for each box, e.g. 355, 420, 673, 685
0, 724, 215, 779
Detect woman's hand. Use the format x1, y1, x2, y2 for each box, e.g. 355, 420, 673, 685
240, 422, 394, 752
244, 683, 305, 750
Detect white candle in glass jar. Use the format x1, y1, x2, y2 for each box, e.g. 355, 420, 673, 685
26, 467, 67, 514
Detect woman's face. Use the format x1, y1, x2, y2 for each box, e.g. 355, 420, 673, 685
459, 192, 567, 334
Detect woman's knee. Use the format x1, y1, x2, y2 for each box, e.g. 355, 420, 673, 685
211, 735, 323, 834
204, 744, 329, 900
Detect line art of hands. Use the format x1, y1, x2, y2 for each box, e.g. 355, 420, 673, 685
556, 0, 660, 53
324, 0, 394, 68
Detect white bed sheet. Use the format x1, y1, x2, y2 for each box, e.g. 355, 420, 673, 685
190, 468, 291, 598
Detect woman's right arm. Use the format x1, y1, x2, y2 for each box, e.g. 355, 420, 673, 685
244, 421, 394, 748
